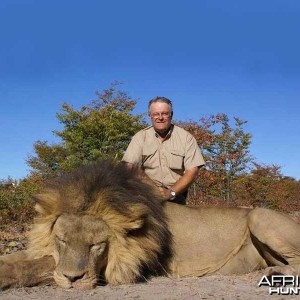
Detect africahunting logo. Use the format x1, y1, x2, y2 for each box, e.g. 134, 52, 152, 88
258, 275, 300, 295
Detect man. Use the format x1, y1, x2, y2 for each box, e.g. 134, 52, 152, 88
122, 96, 205, 204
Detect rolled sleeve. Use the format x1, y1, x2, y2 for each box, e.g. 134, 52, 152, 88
122, 133, 143, 165
184, 134, 205, 171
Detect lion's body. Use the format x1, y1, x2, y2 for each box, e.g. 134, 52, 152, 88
1, 160, 300, 290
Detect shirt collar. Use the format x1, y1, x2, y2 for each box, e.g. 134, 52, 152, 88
154, 124, 174, 140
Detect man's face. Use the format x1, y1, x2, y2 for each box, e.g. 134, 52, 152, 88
149, 102, 172, 134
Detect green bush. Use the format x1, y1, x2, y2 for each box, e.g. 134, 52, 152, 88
0, 176, 42, 227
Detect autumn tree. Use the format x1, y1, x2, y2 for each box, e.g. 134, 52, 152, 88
233, 163, 300, 210
27, 82, 147, 178
178, 114, 252, 201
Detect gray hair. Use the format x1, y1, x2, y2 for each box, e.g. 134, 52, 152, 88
148, 96, 173, 115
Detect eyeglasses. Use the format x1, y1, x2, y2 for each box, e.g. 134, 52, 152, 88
150, 112, 171, 119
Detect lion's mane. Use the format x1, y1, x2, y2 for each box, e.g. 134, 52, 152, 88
28, 160, 173, 285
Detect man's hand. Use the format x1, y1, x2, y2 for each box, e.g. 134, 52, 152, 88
158, 187, 171, 200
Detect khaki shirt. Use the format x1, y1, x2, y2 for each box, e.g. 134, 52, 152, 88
122, 125, 205, 187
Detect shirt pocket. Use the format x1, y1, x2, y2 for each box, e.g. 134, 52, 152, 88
142, 144, 158, 169
169, 150, 185, 170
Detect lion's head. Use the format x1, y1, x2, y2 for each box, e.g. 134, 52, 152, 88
52, 214, 110, 289
27, 160, 173, 289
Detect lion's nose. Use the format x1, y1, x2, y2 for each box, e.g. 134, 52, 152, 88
63, 273, 84, 282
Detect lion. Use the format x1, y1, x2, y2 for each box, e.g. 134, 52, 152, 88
1, 160, 300, 290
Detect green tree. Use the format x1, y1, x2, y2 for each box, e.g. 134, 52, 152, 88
27, 82, 147, 178
27, 142, 67, 178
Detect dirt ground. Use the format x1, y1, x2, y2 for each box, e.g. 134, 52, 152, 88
1, 272, 299, 300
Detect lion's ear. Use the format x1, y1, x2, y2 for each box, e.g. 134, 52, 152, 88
125, 216, 145, 231
125, 203, 148, 231
112, 203, 148, 234
32, 190, 60, 215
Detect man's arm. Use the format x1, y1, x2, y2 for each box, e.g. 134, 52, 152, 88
122, 133, 143, 166
159, 166, 200, 200
159, 132, 205, 200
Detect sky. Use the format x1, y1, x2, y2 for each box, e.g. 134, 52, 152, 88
0, 0, 299, 180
